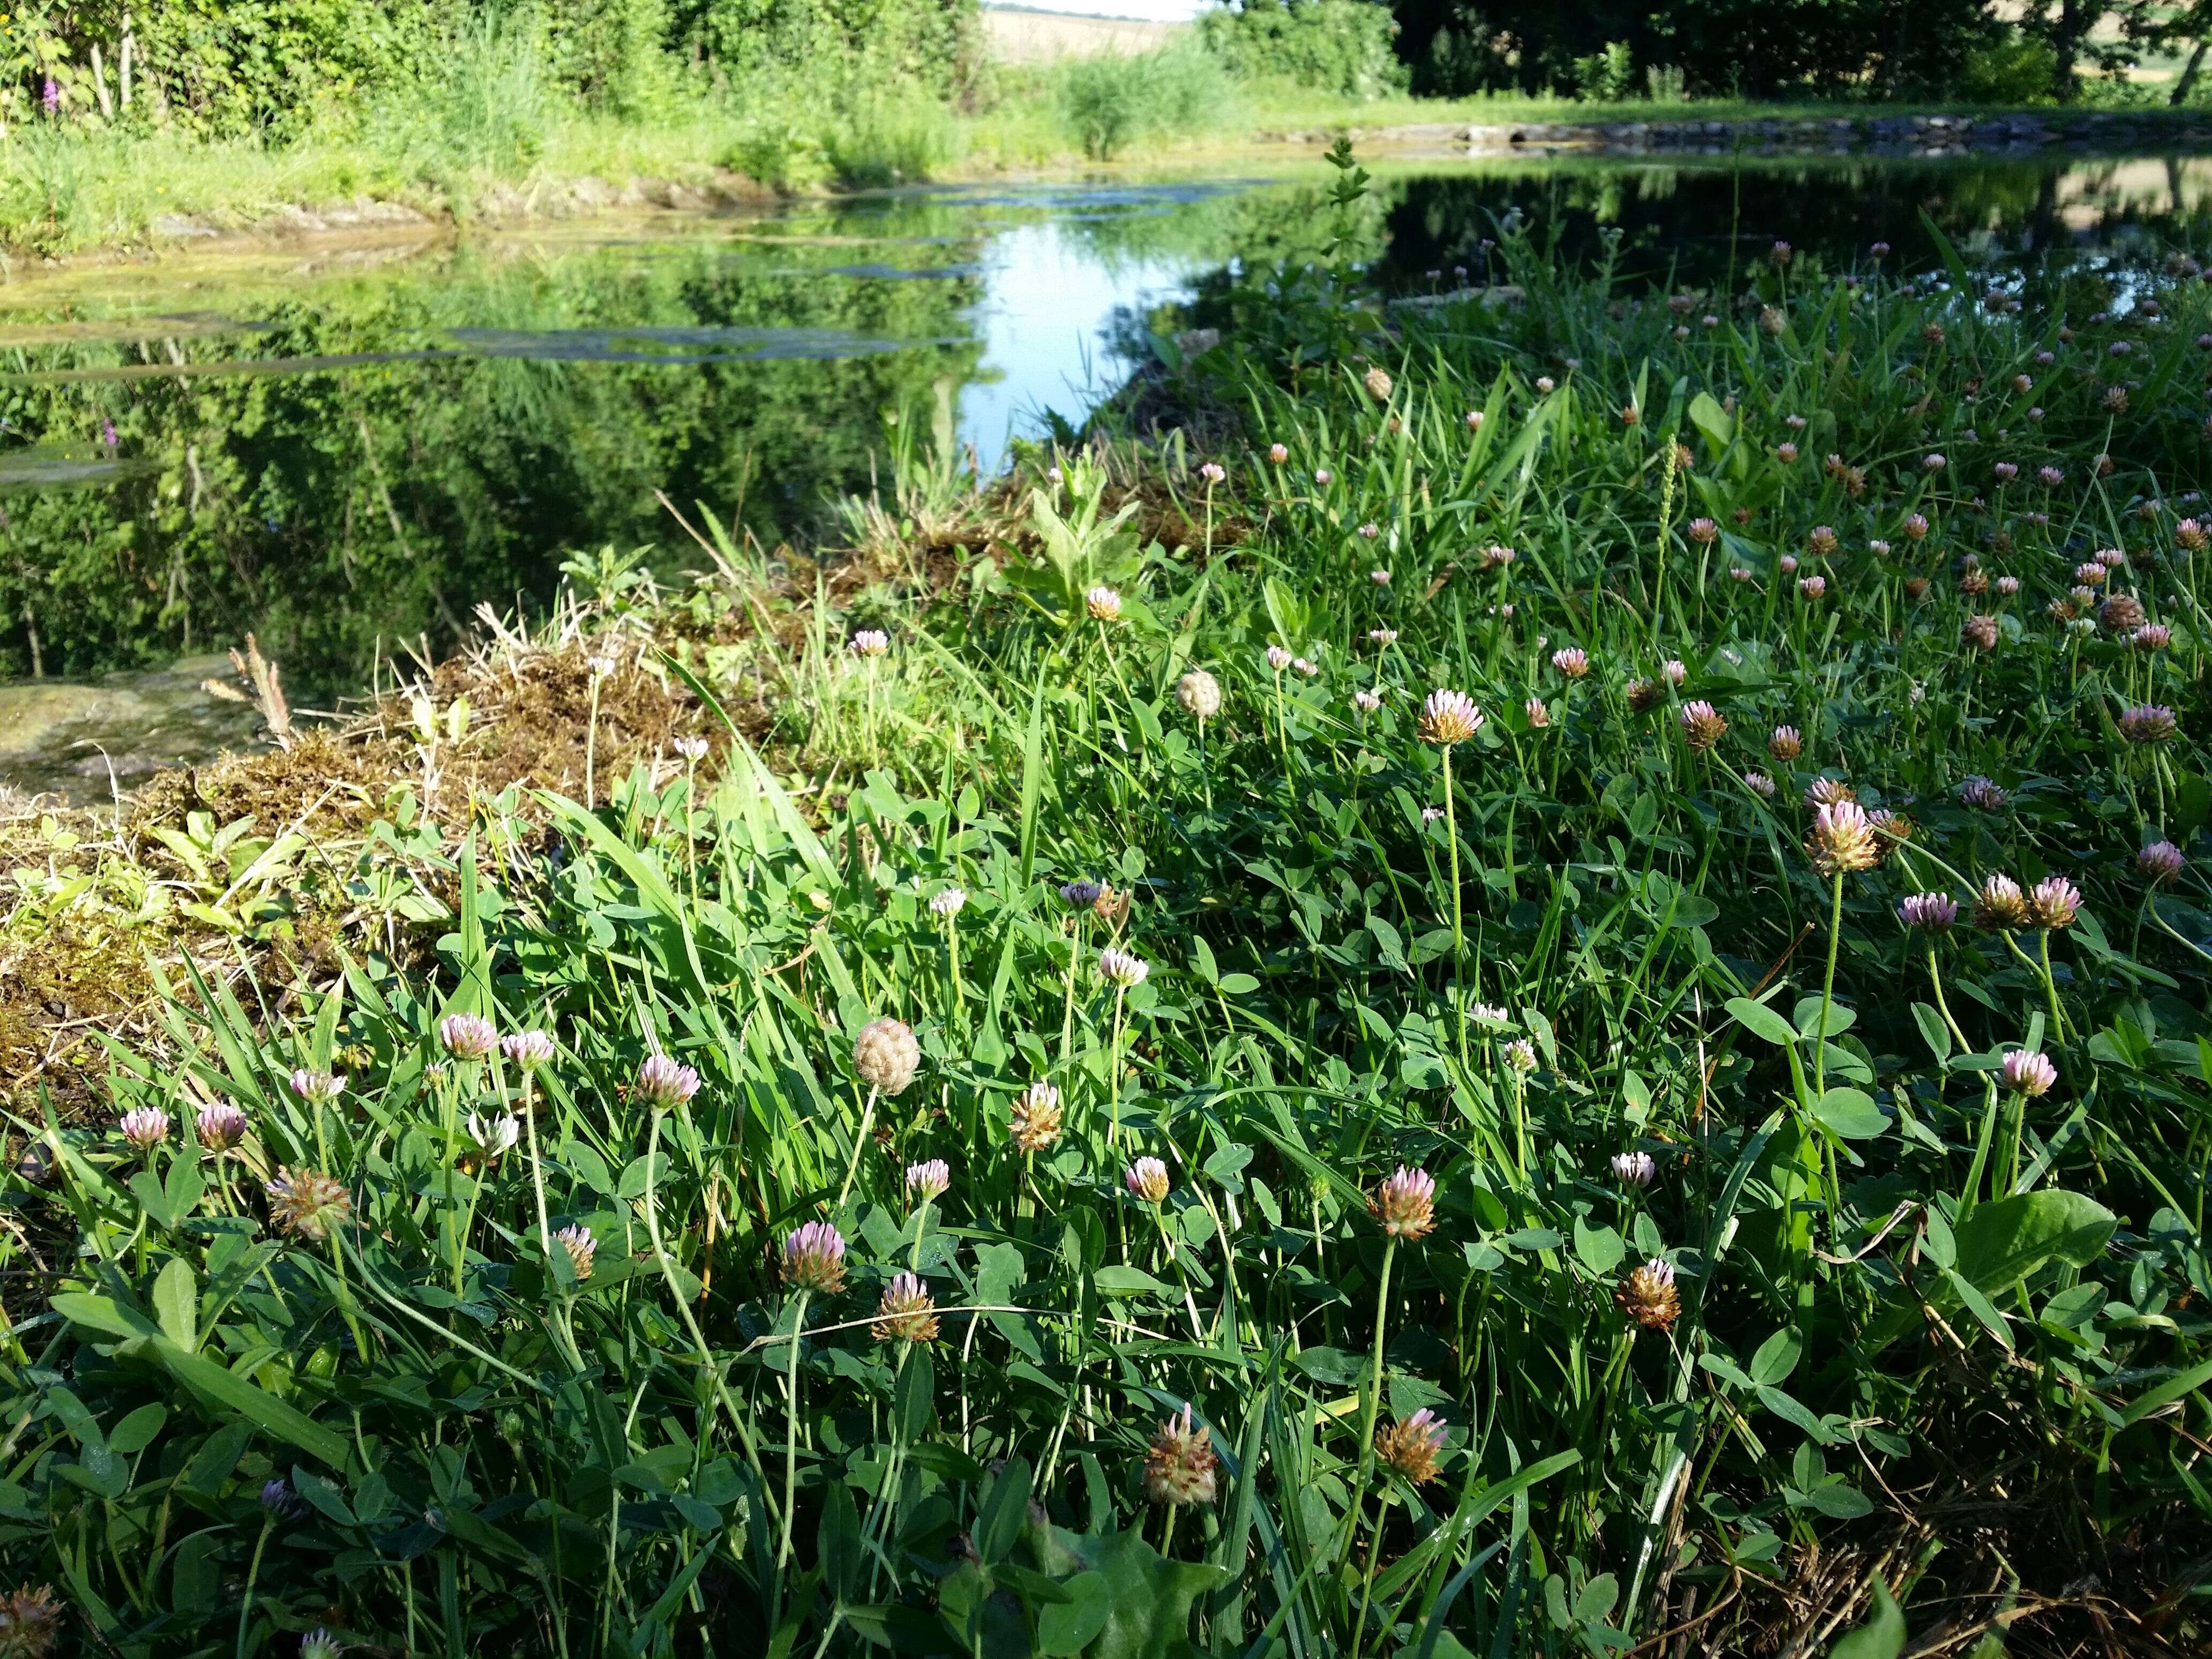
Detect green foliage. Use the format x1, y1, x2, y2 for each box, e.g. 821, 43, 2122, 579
1399, 0, 2004, 100
8, 171, 2212, 1656
1960, 31, 2061, 105
1195, 0, 1407, 100
1571, 40, 1636, 103
670, 0, 982, 100
1056, 45, 1229, 161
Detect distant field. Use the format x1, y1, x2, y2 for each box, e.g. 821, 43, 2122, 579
980, 6, 1188, 62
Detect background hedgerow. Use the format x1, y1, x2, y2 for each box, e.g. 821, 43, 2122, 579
5, 163, 2212, 1656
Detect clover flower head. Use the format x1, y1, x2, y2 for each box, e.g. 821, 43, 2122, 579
2029, 876, 2081, 930
782, 1222, 848, 1293
119, 1107, 170, 1150
1143, 1404, 1218, 1506
1354, 688, 1383, 714
1504, 1038, 1538, 1074
1768, 724, 1802, 761
1551, 646, 1590, 678
1900, 892, 1958, 931
290, 1068, 344, 1104
502, 1030, 556, 1070
1267, 645, 1292, 672
556, 1223, 597, 1280
1525, 696, 1550, 728
929, 887, 967, 919
197, 1102, 249, 1151
265, 1168, 352, 1242
1085, 586, 1123, 622
872, 1271, 939, 1343
906, 1159, 950, 1201
853, 1018, 921, 1095
1976, 873, 2032, 930
1268, 443, 1289, 464
637, 1055, 702, 1108
1098, 947, 1149, 989
1009, 1080, 1064, 1152
1679, 700, 1726, 751
1367, 1165, 1436, 1239
849, 630, 890, 658
2003, 1049, 2057, 1097
1960, 775, 2009, 811
1611, 1150, 1657, 1187
1177, 669, 1222, 721
1124, 1157, 1170, 1205
1060, 878, 1103, 908
2139, 840, 2186, 883
466, 1110, 519, 1159
1744, 769, 1776, 798
439, 1014, 499, 1060
1805, 800, 1879, 878
2120, 704, 2177, 743
1377, 1409, 1449, 1483
1617, 1258, 1680, 1330
1417, 689, 1483, 745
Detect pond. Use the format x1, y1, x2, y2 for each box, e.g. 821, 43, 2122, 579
6, 148, 2212, 801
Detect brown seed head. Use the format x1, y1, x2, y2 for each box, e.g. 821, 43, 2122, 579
1616, 1259, 1681, 1331
1144, 1405, 1219, 1506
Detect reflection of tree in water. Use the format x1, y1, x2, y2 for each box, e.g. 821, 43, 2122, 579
1376, 158, 2212, 292
0, 235, 986, 696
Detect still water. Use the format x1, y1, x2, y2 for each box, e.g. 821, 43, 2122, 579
5, 151, 2212, 798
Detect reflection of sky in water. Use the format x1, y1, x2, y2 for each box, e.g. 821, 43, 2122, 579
956, 220, 1204, 468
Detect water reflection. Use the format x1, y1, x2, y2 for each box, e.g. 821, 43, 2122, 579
4, 153, 2212, 797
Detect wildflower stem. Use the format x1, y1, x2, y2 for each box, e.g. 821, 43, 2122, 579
1343, 1236, 1398, 1567
1813, 872, 1843, 1104
778, 1288, 813, 1571
1442, 743, 1466, 1058
1108, 986, 1129, 1148
235, 1515, 274, 1659
835, 1086, 883, 1212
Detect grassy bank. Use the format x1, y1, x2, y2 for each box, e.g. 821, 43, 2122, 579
4, 181, 2211, 1656
0, 59, 2176, 258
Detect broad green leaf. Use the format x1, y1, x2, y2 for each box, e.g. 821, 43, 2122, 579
1090, 1266, 1172, 1298
1952, 1190, 2117, 1292
152, 1258, 197, 1353
1572, 1217, 1624, 1276
1725, 997, 1798, 1046
1910, 1003, 1951, 1064
1749, 1328, 1803, 1386
1812, 1087, 1886, 1141
1037, 1571, 1111, 1655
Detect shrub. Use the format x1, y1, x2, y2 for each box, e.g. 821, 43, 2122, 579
1197, 0, 1405, 100
1055, 44, 1229, 161
1960, 32, 2059, 104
